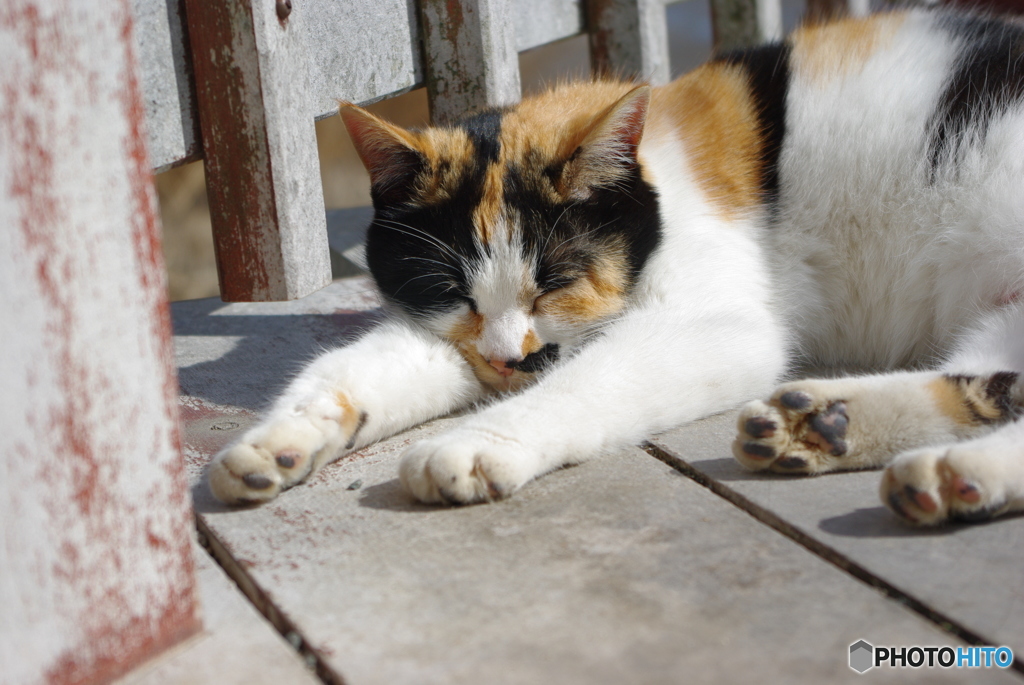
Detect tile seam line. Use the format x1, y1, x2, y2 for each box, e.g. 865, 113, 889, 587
194, 512, 348, 685
641, 440, 1024, 678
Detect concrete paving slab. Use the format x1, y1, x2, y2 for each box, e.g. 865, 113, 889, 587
172, 279, 1021, 683
112, 540, 320, 685
187, 427, 1017, 684
650, 412, 1024, 662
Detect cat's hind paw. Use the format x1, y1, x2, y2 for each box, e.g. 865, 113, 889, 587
881, 443, 1014, 526
732, 385, 852, 475
399, 430, 536, 505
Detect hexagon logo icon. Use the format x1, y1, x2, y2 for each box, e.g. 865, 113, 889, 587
850, 640, 874, 673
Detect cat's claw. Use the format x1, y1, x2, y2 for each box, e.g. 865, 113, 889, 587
399, 430, 535, 505
733, 382, 855, 475
881, 445, 1009, 525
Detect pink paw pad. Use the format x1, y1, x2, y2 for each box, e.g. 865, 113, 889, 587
951, 475, 981, 504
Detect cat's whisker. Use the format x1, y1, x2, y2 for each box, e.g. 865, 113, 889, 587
376, 218, 466, 264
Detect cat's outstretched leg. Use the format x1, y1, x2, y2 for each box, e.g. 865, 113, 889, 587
208, 321, 486, 504
734, 305, 1024, 477
732, 371, 1020, 474
881, 419, 1024, 524
400, 301, 788, 504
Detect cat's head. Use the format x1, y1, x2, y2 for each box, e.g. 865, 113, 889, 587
340, 83, 661, 391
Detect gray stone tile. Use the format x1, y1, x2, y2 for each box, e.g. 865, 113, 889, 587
112, 540, 320, 685
189, 423, 1012, 684
651, 411, 1024, 661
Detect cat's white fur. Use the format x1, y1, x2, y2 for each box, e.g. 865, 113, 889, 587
209, 10, 1024, 523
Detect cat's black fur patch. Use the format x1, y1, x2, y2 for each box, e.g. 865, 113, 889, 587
928, 13, 1024, 178
714, 42, 792, 213
367, 170, 485, 318
505, 163, 662, 291
455, 107, 505, 165
508, 343, 560, 373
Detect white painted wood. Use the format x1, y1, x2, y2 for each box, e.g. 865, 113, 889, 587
134, 0, 200, 172
184, 0, 332, 302
709, 0, 783, 51
587, 0, 672, 85
514, 0, 585, 52
1, 1, 200, 683
420, 0, 522, 123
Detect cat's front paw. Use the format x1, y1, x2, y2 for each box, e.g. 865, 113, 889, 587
399, 429, 537, 505
208, 395, 366, 504
732, 383, 853, 475
881, 441, 1015, 525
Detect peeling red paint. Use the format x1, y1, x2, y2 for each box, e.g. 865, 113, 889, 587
444, 0, 465, 47
585, 0, 616, 78
3, 1, 199, 682
183, 0, 279, 301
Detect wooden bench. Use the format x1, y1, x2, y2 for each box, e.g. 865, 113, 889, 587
141, 0, 830, 303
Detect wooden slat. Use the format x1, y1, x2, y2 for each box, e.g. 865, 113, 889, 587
515, 0, 586, 52
304, 0, 424, 118
133, 0, 201, 172
805, 0, 869, 21
140, 0, 595, 169
1, 0, 200, 682
709, 0, 782, 51
420, 0, 523, 123
587, 0, 671, 85
183, 0, 332, 302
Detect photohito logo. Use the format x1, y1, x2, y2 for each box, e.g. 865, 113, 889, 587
849, 641, 1014, 673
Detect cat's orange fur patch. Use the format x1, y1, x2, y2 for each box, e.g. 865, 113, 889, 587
791, 13, 906, 85
446, 309, 484, 348
414, 128, 476, 205
500, 81, 637, 163
925, 377, 975, 426
537, 253, 628, 324
926, 376, 1004, 426
652, 64, 763, 218
521, 329, 543, 358
499, 81, 640, 202
334, 391, 363, 436
473, 162, 506, 243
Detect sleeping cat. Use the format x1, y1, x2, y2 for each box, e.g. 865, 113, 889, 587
208, 8, 1024, 525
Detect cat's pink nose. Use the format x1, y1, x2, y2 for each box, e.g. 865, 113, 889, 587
488, 359, 515, 377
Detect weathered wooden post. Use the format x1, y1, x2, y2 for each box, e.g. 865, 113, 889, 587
184, 0, 333, 301
586, 0, 671, 85
1, 1, 201, 683
709, 0, 783, 51
419, 0, 522, 123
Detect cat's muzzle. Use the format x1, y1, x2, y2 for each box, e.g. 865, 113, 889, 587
506, 343, 560, 374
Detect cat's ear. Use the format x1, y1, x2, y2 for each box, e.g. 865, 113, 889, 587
561, 85, 650, 200
339, 103, 424, 207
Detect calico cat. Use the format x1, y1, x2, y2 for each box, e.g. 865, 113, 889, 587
208, 8, 1024, 525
